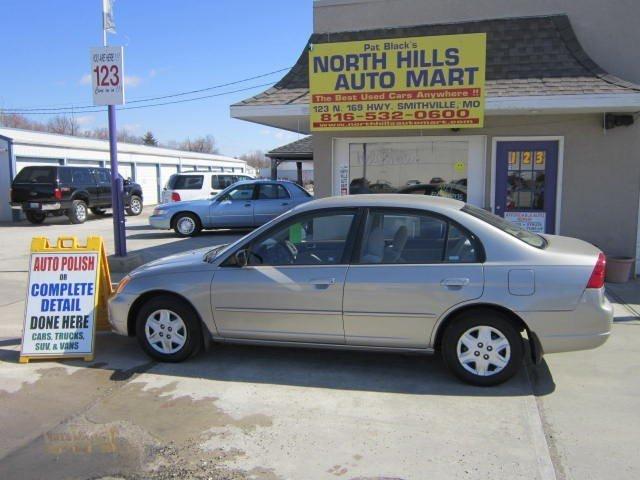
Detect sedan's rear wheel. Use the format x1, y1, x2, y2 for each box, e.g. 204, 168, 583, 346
442, 310, 523, 386
172, 212, 202, 237
136, 296, 202, 362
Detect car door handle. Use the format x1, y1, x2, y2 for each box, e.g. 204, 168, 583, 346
244, 203, 252, 207
441, 278, 470, 288
281, 202, 289, 206
309, 278, 336, 288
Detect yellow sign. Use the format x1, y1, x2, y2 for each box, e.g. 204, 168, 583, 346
309, 33, 486, 131
19, 236, 113, 363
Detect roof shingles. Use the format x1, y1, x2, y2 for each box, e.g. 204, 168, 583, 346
236, 15, 639, 107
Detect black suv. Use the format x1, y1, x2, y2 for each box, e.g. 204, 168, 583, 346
10, 166, 144, 224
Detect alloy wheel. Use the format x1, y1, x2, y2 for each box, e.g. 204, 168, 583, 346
130, 198, 142, 214
177, 216, 196, 235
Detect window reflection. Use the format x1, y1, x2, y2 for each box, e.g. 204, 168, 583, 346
348, 141, 468, 201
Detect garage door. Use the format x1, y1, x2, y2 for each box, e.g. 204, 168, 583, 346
136, 164, 159, 205
15, 157, 60, 177
160, 165, 179, 189
118, 162, 133, 181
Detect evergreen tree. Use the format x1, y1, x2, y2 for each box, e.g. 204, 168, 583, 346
142, 131, 158, 146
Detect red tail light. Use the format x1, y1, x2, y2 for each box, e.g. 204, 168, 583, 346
54, 188, 63, 200
171, 192, 181, 202
586, 252, 606, 289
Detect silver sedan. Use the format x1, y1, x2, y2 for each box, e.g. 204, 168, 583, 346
110, 194, 613, 386
149, 179, 312, 236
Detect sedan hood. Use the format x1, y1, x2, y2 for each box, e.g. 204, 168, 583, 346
132, 246, 213, 275
162, 198, 213, 210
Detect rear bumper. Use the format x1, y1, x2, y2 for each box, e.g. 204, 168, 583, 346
519, 288, 613, 354
10, 201, 68, 211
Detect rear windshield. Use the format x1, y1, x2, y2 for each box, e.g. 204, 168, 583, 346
462, 204, 547, 249
14, 167, 56, 184
168, 174, 204, 190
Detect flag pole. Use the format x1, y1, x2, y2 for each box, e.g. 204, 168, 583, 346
103, 1, 126, 257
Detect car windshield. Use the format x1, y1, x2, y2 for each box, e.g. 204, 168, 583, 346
462, 204, 547, 249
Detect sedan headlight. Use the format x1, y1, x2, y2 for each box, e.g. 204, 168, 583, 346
115, 275, 131, 294
153, 208, 168, 216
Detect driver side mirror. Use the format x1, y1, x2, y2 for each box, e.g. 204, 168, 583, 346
235, 249, 249, 267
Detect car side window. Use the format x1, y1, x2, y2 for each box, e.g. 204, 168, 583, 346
173, 175, 204, 190
258, 184, 290, 200
221, 184, 254, 201
357, 209, 479, 264
72, 168, 94, 184
247, 211, 356, 266
95, 169, 110, 184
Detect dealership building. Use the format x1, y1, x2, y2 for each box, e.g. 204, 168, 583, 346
0, 127, 251, 222
232, 0, 640, 269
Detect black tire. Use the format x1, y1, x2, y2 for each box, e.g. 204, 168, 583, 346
90, 207, 108, 216
126, 195, 143, 216
135, 296, 203, 362
68, 199, 88, 224
25, 211, 46, 224
172, 212, 202, 237
441, 309, 524, 386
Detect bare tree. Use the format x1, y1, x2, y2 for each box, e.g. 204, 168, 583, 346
239, 150, 270, 169
117, 129, 143, 144
46, 116, 80, 135
179, 134, 219, 154
0, 111, 47, 131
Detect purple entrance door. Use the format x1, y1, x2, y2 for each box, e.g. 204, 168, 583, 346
495, 140, 559, 234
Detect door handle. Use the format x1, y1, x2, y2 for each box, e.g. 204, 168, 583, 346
244, 203, 252, 207
281, 202, 289, 206
309, 278, 336, 288
441, 278, 470, 288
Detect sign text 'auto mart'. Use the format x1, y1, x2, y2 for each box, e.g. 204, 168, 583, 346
309, 33, 486, 131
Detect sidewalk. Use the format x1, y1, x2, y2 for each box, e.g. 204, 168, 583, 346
606, 277, 640, 322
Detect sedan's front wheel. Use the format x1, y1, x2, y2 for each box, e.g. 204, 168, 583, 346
136, 296, 202, 362
172, 212, 202, 237
442, 310, 523, 386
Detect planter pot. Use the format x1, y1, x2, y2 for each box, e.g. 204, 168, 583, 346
605, 256, 635, 283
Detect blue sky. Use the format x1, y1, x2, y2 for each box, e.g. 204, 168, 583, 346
0, 0, 312, 156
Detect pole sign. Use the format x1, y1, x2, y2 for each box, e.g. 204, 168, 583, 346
309, 33, 486, 131
20, 237, 113, 363
90, 45, 125, 106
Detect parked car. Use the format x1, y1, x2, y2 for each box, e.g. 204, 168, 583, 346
162, 172, 254, 203
150, 179, 312, 237
398, 182, 468, 202
110, 194, 612, 386
10, 166, 143, 224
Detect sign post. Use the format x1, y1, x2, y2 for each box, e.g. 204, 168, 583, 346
91, 0, 126, 257
309, 33, 486, 132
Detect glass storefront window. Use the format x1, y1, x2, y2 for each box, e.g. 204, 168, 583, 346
348, 140, 469, 201
506, 150, 545, 211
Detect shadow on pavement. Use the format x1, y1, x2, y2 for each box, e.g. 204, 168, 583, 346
118, 229, 250, 265
0, 333, 556, 397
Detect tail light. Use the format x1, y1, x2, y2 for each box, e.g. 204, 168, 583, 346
171, 192, 181, 202
586, 252, 606, 289
54, 188, 63, 200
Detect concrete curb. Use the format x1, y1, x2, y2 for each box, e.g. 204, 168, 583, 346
107, 252, 145, 273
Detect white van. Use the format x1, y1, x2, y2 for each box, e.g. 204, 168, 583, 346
162, 172, 254, 203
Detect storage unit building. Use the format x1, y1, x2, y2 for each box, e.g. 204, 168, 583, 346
0, 127, 249, 222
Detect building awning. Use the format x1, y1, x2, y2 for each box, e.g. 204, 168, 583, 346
231, 15, 640, 132
266, 136, 313, 161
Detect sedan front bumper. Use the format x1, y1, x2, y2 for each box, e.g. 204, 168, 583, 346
108, 292, 137, 336
149, 214, 172, 230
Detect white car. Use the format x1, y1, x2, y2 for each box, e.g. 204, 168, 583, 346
162, 172, 254, 203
